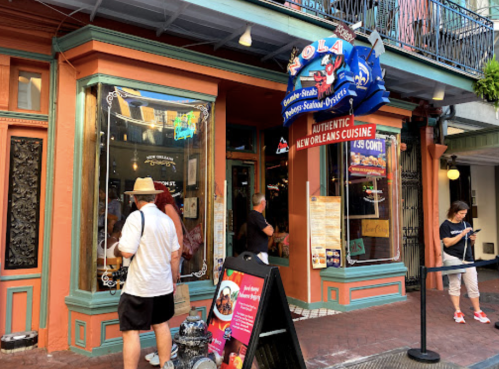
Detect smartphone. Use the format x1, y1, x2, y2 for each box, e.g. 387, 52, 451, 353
471, 229, 481, 235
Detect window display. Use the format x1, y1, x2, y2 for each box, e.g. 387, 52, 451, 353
79, 84, 212, 291
327, 132, 401, 267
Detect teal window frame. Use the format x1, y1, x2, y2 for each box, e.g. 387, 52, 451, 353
66, 73, 217, 315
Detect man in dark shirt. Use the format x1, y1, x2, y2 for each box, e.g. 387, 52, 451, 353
247, 193, 274, 264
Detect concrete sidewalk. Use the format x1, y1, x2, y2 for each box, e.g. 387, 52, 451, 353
1, 276, 499, 368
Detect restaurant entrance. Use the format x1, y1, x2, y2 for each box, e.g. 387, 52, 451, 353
226, 160, 254, 258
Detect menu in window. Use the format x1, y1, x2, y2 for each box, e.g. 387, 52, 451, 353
309, 196, 341, 269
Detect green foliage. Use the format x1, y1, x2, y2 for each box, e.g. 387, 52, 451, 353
473, 55, 499, 110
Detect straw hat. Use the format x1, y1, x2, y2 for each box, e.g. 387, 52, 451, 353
125, 177, 164, 195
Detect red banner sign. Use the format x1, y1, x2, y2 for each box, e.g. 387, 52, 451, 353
296, 115, 376, 151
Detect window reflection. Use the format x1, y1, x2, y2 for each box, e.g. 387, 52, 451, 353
18, 71, 41, 111
96, 85, 211, 289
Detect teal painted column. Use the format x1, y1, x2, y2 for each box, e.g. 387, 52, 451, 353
39, 58, 58, 330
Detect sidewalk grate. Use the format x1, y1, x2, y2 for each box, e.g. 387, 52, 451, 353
327, 348, 466, 369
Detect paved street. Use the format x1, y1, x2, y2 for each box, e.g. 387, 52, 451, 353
1, 272, 499, 369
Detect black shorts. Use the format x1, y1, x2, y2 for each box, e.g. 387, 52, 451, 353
118, 292, 174, 331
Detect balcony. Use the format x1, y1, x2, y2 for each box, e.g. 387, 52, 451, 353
264, 0, 494, 77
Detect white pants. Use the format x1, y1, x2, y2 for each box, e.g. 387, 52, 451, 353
443, 253, 480, 298
257, 252, 269, 265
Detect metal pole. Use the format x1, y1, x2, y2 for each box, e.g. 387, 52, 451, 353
407, 265, 440, 363
420, 265, 427, 354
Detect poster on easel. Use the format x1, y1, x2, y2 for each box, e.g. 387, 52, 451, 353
213, 181, 227, 285
207, 253, 306, 369
309, 196, 341, 268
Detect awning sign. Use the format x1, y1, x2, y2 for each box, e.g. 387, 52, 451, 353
349, 138, 386, 177
281, 37, 390, 126
296, 115, 375, 151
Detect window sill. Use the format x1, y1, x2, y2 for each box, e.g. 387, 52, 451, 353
65, 280, 217, 315
269, 256, 289, 267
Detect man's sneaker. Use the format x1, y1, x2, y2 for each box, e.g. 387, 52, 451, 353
474, 311, 490, 324
145, 351, 158, 362
454, 311, 466, 324
149, 345, 179, 366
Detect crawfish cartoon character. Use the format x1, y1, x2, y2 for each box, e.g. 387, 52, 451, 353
314, 54, 344, 100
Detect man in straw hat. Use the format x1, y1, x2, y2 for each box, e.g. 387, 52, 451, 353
116, 177, 180, 369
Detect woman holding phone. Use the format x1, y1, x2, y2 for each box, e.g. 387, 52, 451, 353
440, 201, 489, 324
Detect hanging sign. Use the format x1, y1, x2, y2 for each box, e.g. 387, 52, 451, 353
276, 137, 290, 154
349, 138, 386, 177
281, 37, 389, 126
296, 115, 375, 151
207, 253, 306, 369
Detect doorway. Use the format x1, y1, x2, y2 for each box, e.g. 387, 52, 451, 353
226, 160, 254, 257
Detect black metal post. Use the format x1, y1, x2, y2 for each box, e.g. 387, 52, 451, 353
407, 265, 440, 363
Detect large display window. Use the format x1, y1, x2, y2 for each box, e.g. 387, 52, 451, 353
326, 130, 401, 267
78, 84, 213, 292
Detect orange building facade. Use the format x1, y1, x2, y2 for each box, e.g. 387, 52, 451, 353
0, 8, 421, 356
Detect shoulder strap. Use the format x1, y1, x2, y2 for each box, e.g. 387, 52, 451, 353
140, 210, 145, 237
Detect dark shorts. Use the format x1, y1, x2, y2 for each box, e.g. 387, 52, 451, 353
118, 292, 174, 331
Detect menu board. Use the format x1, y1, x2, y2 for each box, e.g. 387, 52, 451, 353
207, 253, 306, 369
208, 269, 264, 369
213, 182, 226, 285
349, 138, 386, 177
309, 196, 341, 269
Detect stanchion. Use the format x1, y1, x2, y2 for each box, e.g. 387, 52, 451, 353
407, 265, 440, 363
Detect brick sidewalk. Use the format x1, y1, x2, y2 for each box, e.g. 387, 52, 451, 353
1, 277, 499, 368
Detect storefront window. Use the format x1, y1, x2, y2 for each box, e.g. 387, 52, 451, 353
263, 126, 289, 262
79, 84, 212, 291
327, 131, 401, 267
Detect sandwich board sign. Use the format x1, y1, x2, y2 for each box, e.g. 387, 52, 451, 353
207, 252, 306, 369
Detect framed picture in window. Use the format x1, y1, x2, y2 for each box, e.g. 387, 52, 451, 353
187, 154, 199, 190
346, 177, 380, 219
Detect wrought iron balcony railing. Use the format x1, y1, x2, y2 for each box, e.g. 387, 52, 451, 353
265, 0, 494, 77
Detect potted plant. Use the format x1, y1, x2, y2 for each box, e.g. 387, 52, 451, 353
473, 55, 499, 110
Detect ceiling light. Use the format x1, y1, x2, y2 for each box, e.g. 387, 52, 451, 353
433, 83, 445, 101
447, 155, 460, 180
239, 25, 252, 47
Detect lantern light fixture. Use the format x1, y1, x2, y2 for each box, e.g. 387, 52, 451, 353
447, 155, 460, 180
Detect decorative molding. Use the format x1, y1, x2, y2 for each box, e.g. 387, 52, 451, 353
78, 74, 216, 102
349, 281, 403, 301
40, 59, 58, 330
0, 273, 41, 281
75, 320, 87, 348
0, 47, 52, 62
327, 286, 339, 303
386, 98, 419, 112
320, 262, 408, 282
0, 117, 48, 127
101, 319, 120, 345
5, 136, 43, 269
55, 25, 288, 85
6, 286, 33, 334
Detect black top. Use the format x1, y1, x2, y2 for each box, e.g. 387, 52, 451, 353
439, 219, 473, 262
247, 210, 270, 254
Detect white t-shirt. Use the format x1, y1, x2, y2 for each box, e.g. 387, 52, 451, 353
118, 203, 180, 297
